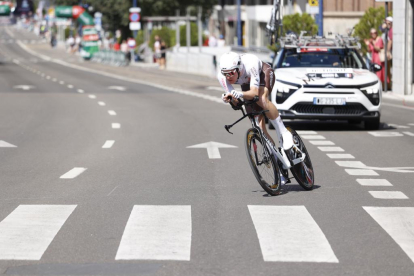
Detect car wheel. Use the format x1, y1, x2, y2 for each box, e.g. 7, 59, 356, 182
364, 117, 380, 130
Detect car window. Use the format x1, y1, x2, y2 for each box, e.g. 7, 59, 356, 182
277, 48, 366, 69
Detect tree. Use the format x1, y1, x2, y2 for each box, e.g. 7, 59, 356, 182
354, 7, 391, 55
282, 13, 318, 37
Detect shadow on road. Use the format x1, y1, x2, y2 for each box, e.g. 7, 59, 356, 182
284, 120, 395, 132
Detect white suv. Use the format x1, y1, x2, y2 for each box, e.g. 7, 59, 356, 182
271, 34, 382, 130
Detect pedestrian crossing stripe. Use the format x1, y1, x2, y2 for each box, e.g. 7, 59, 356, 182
248, 205, 338, 263
2, 205, 414, 263
0, 205, 76, 260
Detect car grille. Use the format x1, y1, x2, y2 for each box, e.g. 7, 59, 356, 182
290, 102, 368, 115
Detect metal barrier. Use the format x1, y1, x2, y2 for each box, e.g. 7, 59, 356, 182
91, 50, 129, 67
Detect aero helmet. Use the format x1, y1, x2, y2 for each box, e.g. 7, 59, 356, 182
220, 52, 241, 75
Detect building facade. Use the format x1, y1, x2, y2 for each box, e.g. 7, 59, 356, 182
393, 0, 413, 96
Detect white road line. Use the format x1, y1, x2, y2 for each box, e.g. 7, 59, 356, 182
59, 81, 65, 85
403, 132, 414, 136
116, 205, 192, 261
102, 140, 115, 148
46, 76, 50, 79
345, 169, 379, 176
327, 154, 355, 159
112, 123, 121, 129
409, 123, 414, 126
248, 205, 338, 263
52, 78, 57, 82
0, 205, 76, 260
368, 132, 403, 137
88, 95, 96, 99
67, 85, 74, 89
318, 147, 344, 152
297, 131, 318, 135
98, 101, 106, 106
356, 179, 393, 186
59, 167, 87, 179
369, 191, 408, 199
309, 140, 335, 146
0, 141, 17, 147
77, 89, 84, 93
301, 135, 326, 140
108, 110, 116, 116
364, 207, 414, 262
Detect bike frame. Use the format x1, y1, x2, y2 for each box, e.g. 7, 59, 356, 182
224, 99, 306, 170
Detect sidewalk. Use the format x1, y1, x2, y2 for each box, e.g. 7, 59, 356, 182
15, 30, 222, 99
382, 92, 414, 108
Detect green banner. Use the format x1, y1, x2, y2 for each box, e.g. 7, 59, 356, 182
0, 5, 10, 16
77, 11, 94, 26
55, 6, 73, 18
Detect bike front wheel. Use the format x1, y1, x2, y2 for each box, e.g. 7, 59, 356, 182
286, 127, 315, 190
245, 128, 281, 196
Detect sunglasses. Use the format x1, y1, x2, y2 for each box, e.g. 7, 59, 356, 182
221, 69, 237, 78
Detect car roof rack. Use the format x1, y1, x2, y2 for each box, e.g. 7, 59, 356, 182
279, 31, 361, 50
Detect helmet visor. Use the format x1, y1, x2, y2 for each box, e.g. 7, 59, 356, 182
221, 68, 238, 78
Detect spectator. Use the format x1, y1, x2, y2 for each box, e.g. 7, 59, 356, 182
365, 28, 386, 86
153, 35, 161, 65
113, 41, 120, 51
75, 34, 81, 53
120, 40, 129, 62
217, 34, 225, 47
50, 23, 57, 48
67, 35, 75, 53
208, 34, 217, 47
160, 40, 166, 69
385, 16, 393, 90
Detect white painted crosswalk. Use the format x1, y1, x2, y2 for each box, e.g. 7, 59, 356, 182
1, 204, 414, 264
116, 205, 192, 261
0, 205, 76, 260
248, 205, 338, 263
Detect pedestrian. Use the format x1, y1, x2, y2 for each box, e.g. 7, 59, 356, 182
67, 35, 75, 53
364, 28, 387, 86
75, 34, 81, 53
384, 16, 393, 90
160, 40, 166, 69
120, 40, 129, 62
153, 35, 161, 65
217, 34, 225, 47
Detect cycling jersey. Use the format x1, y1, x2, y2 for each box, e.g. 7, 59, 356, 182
217, 53, 262, 93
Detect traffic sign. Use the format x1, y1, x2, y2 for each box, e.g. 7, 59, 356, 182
129, 7, 141, 13
129, 12, 140, 22
309, 0, 319, 6
129, 22, 141, 31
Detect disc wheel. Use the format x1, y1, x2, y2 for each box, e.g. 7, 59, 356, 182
245, 128, 281, 196
286, 127, 315, 190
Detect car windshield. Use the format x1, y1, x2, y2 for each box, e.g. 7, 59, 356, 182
276, 48, 366, 69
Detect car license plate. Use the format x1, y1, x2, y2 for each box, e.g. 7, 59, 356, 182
313, 97, 346, 105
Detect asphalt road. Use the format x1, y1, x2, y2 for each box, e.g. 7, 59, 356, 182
0, 26, 414, 276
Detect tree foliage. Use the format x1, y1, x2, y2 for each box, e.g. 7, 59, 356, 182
354, 7, 392, 55
282, 13, 318, 37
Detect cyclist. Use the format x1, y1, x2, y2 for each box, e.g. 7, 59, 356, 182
218, 52, 293, 151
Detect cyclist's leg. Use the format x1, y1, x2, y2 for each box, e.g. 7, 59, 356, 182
257, 64, 293, 149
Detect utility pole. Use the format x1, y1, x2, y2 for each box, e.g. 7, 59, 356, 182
198, 6, 202, 52
133, 0, 137, 38
318, 0, 323, 36
237, 0, 242, 46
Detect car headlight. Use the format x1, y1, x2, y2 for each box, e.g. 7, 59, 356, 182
360, 81, 381, 106
275, 80, 300, 104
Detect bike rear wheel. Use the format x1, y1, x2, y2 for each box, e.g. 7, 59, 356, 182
286, 127, 315, 190
245, 128, 281, 196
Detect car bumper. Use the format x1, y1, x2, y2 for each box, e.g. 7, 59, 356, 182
272, 88, 381, 121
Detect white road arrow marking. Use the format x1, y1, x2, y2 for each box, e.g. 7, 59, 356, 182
108, 86, 127, 91
187, 141, 237, 159
0, 141, 17, 147
13, 85, 34, 91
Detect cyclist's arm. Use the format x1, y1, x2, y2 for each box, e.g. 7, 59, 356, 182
242, 61, 261, 100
